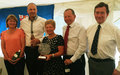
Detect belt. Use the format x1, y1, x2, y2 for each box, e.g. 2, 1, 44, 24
63, 55, 73, 59
64, 55, 73, 57
90, 57, 114, 62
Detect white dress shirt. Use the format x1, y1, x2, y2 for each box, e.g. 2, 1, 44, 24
20, 16, 46, 46
63, 22, 87, 62
87, 22, 120, 71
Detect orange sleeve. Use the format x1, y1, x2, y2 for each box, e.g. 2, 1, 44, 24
1, 31, 4, 40
19, 29, 25, 39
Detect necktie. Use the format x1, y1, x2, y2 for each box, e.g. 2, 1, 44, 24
91, 25, 101, 55
31, 20, 35, 46
64, 25, 70, 54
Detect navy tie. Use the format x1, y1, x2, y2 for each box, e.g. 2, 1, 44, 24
91, 25, 101, 55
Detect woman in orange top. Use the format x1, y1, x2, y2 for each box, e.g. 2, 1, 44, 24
1, 14, 25, 75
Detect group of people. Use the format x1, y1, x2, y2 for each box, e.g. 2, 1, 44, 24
1, 2, 120, 75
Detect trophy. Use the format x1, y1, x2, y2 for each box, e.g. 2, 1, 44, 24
38, 43, 51, 59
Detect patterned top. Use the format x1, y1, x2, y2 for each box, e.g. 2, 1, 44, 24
42, 35, 64, 54
42, 35, 65, 75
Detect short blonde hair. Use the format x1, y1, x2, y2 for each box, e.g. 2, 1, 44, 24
45, 19, 56, 28
6, 14, 18, 28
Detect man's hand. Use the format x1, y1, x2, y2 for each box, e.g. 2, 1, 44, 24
31, 38, 40, 46
64, 59, 73, 65
112, 69, 120, 75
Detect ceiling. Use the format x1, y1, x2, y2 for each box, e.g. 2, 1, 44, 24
0, 0, 120, 11
0, 0, 82, 9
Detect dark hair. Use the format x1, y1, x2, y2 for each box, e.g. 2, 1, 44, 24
94, 2, 109, 14
64, 8, 76, 15
6, 14, 18, 28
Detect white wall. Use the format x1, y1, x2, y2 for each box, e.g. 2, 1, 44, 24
0, 40, 3, 57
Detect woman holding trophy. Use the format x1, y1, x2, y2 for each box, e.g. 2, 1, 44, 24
38, 19, 65, 75
1, 14, 25, 75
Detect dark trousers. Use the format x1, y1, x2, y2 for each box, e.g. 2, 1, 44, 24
63, 54, 85, 75
25, 46, 44, 75
89, 57, 115, 75
4, 57, 25, 75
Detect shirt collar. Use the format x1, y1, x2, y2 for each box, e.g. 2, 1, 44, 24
28, 15, 38, 21
96, 21, 107, 29
67, 21, 75, 28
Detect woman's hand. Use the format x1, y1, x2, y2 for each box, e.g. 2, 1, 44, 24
45, 54, 52, 61
7, 58, 16, 64
7, 57, 20, 64
13, 58, 20, 63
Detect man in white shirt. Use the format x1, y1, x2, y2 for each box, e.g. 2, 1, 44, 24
87, 2, 120, 75
20, 3, 46, 75
63, 8, 87, 75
